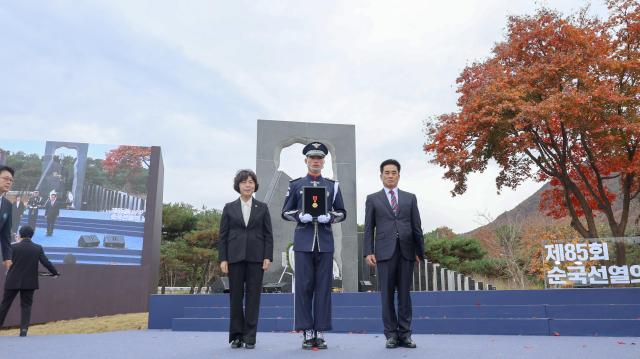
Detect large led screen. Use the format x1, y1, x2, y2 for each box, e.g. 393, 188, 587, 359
0, 140, 150, 266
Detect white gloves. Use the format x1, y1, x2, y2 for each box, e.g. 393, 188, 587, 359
299, 213, 313, 223
317, 214, 331, 224
299, 213, 331, 223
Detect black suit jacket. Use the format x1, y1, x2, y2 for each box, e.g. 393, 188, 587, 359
44, 199, 63, 219
218, 198, 273, 264
5, 239, 58, 290
363, 189, 424, 261
0, 197, 12, 261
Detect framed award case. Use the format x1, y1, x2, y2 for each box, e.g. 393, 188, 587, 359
303, 186, 327, 218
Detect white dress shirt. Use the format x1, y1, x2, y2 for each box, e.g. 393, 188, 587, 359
241, 197, 252, 226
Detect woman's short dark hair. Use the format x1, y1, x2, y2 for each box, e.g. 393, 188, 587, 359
379, 159, 401, 173
0, 165, 15, 177
233, 169, 259, 193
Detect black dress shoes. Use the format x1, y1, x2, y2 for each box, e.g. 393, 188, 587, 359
230, 338, 243, 348
385, 337, 398, 348
244, 343, 255, 349
314, 336, 327, 349
314, 331, 328, 349
302, 330, 315, 350
399, 337, 417, 348
19, 329, 27, 337
302, 338, 314, 350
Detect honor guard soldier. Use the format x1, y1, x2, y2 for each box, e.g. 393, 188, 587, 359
26, 191, 42, 230
281, 142, 346, 350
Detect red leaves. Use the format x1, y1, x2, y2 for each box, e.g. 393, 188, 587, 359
103, 146, 151, 177
424, 1, 640, 238
539, 170, 617, 219
103, 145, 151, 194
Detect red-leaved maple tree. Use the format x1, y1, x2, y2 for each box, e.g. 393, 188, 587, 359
424, 1, 640, 248
102, 145, 151, 193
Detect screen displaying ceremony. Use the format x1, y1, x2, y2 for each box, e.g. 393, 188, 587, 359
0, 139, 149, 266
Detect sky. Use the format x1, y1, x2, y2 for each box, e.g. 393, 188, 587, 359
0, 1, 609, 233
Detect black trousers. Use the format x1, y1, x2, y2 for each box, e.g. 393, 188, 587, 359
294, 250, 333, 331
11, 215, 22, 235
0, 289, 35, 331
228, 261, 264, 344
46, 216, 57, 235
27, 208, 38, 229
376, 242, 415, 340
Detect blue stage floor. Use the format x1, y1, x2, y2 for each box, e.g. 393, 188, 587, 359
31, 228, 143, 251
0, 330, 637, 359
14, 210, 145, 265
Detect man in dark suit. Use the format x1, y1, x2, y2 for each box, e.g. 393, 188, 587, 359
43, 191, 64, 236
219, 170, 273, 349
11, 195, 26, 236
0, 165, 15, 270
364, 159, 424, 349
0, 225, 59, 336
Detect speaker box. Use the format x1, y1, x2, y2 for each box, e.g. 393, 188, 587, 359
103, 235, 125, 249
262, 282, 286, 293
211, 277, 230, 293
78, 235, 99, 248
358, 280, 375, 292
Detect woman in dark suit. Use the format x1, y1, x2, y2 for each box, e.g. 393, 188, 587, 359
218, 169, 273, 349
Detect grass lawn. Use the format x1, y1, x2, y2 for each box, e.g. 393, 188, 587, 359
0, 312, 148, 336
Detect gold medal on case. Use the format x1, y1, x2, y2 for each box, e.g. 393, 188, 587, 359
304, 187, 326, 218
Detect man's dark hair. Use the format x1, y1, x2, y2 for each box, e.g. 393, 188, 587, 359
380, 159, 401, 173
233, 169, 259, 193
0, 165, 15, 177
19, 226, 34, 239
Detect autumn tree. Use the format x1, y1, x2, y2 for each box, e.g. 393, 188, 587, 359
424, 1, 640, 260
102, 145, 151, 194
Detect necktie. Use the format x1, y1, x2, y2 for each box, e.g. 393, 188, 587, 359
389, 190, 398, 214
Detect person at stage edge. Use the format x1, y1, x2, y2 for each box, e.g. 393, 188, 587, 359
218, 169, 274, 349
0, 165, 15, 270
281, 142, 347, 350
43, 191, 64, 236
0, 225, 59, 336
364, 159, 424, 349
11, 195, 25, 237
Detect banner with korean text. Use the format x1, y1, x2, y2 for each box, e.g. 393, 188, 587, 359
543, 238, 640, 288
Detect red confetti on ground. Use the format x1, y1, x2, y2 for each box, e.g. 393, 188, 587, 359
311, 347, 319, 352
552, 332, 561, 336
617, 341, 626, 345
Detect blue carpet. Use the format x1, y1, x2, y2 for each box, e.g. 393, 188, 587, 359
0, 330, 637, 359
